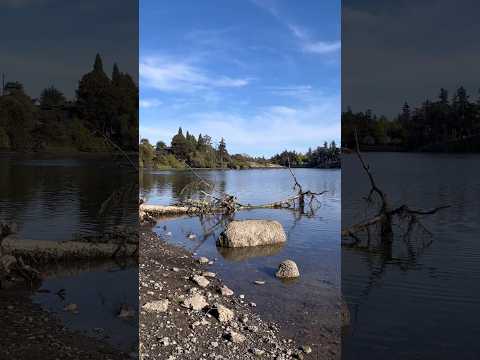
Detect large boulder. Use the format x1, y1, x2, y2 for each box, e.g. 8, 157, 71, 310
217, 220, 286, 248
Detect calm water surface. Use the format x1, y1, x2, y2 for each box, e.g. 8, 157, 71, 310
141, 168, 341, 347
342, 153, 480, 360
0, 153, 138, 351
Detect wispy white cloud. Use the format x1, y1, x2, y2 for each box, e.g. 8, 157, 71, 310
252, 0, 340, 55
140, 98, 163, 108
302, 40, 341, 55
287, 24, 340, 55
140, 57, 250, 93
266, 85, 313, 99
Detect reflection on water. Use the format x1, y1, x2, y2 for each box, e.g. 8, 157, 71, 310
342, 153, 480, 360
218, 243, 285, 261
0, 153, 137, 241
0, 153, 138, 351
142, 168, 341, 348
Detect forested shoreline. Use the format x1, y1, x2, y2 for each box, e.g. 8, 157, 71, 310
342, 86, 480, 152
140, 129, 340, 170
0, 54, 138, 153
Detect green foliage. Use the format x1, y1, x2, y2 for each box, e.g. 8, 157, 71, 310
270, 144, 340, 168
0, 53, 138, 153
141, 128, 336, 169
40, 86, 66, 109
342, 86, 480, 151
0, 89, 35, 150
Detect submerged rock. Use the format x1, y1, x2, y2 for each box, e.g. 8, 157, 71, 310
217, 220, 287, 248
275, 260, 300, 279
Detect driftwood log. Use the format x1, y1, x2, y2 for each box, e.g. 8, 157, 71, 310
2, 236, 137, 264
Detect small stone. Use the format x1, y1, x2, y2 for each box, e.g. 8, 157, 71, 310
250, 302, 257, 307
211, 341, 219, 348
212, 304, 234, 323
220, 285, 234, 297
239, 294, 245, 299
301, 345, 312, 354
192, 275, 210, 288
202, 271, 216, 278
172, 267, 180, 272
188, 233, 197, 239
182, 294, 208, 311
198, 257, 209, 264
160, 337, 170, 346
142, 299, 169, 312
223, 330, 246, 343
251, 348, 265, 357
254, 280, 266, 285
275, 260, 300, 278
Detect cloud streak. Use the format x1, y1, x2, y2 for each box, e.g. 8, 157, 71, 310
140, 57, 250, 93
252, 0, 340, 55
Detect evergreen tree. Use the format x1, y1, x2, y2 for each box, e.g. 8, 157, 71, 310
171, 127, 188, 160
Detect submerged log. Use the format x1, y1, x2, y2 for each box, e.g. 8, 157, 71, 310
217, 220, 287, 248
1, 236, 137, 263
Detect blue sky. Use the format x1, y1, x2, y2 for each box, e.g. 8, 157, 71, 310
140, 0, 340, 157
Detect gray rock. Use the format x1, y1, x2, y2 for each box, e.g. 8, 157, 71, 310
191, 275, 210, 288
142, 299, 169, 312
182, 294, 208, 311
217, 220, 287, 248
220, 285, 234, 297
223, 330, 246, 343
212, 303, 234, 323
275, 260, 300, 278
198, 257, 209, 264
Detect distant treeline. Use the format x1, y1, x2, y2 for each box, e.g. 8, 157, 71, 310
270, 141, 340, 168
140, 128, 340, 169
342, 86, 480, 152
0, 54, 138, 152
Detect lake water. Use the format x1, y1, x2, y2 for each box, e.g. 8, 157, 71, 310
342, 153, 480, 359
141, 168, 341, 350
0, 153, 138, 352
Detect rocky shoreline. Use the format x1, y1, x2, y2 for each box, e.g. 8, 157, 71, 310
140, 228, 326, 360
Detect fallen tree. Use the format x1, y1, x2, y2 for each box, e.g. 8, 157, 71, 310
342, 130, 449, 247
141, 163, 327, 221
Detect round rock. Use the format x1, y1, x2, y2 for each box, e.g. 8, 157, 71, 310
275, 260, 300, 278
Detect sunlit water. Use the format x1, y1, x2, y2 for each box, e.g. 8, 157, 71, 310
342, 153, 480, 360
141, 168, 341, 346
0, 154, 138, 352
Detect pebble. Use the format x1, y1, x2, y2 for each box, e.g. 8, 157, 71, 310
220, 285, 234, 297
198, 257, 209, 265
